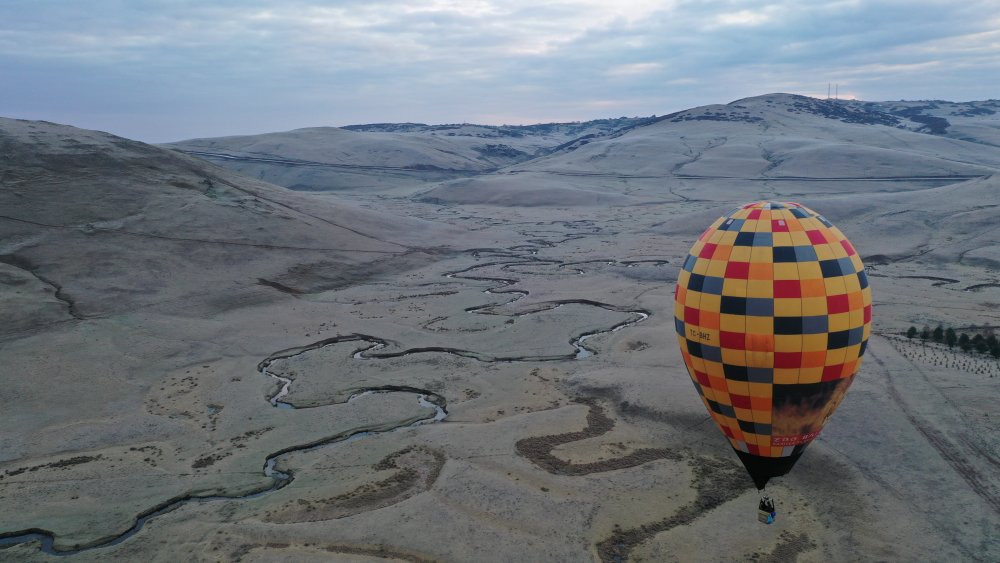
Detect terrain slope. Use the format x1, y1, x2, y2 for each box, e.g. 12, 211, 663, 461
166, 118, 650, 193
2, 95, 999, 561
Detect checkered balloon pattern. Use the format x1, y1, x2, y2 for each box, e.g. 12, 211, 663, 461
675, 201, 871, 465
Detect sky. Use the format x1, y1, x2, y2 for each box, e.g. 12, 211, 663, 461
2, 0, 999, 142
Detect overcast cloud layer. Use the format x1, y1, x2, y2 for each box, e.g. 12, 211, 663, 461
3, 1, 998, 142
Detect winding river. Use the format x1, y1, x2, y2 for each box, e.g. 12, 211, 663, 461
1, 245, 652, 555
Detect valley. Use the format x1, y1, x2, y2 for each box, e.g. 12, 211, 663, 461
2, 94, 999, 561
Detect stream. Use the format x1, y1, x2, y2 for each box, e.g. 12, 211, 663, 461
1, 246, 652, 555
0, 354, 447, 556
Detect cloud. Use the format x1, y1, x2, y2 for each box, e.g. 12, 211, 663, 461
713, 9, 773, 27
1, 0, 998, 141
606, 62, 663, 76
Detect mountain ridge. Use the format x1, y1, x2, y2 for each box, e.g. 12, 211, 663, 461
163, 93, 1000, 198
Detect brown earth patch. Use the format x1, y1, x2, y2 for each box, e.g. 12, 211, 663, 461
515, 398, 681, 476
263, 446, 445, 523
322, 544, 438, 563
2, 455, 102, 479
233, 541, 436, 563
595, 455, 749, 562
747, 530, 818, 562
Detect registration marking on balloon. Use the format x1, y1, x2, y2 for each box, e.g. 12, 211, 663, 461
771, 431, 821, 447
674, 201, 871, 489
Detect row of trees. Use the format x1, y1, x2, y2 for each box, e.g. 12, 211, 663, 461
906, 325, 1000, 358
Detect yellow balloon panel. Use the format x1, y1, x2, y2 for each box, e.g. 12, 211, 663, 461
675, 201, 871, 459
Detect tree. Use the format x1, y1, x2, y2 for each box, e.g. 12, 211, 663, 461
945, 327, 957, 348
991, 345, 1000, 359
906, 326, 918, 339
975, 336, 989, 354
933, 325, 944, 342
960, 333, 972, 352
921, 325, 931, 340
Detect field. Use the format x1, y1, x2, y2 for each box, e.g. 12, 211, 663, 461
2, 94, 1000, 561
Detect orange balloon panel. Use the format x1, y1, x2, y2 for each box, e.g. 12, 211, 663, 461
675, 201, 871, 489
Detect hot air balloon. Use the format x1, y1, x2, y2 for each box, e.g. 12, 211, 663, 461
674, 201, 871, 517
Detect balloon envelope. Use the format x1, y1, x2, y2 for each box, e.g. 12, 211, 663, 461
675, 201, 871, 489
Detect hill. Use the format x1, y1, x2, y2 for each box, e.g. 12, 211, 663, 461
0, 117, 465, 335
510, 93, 1000, 179
849, 99, 1000, 147
416, 94, 1000, 206
176, 94, 1000, 206
166, 118, 651, 193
